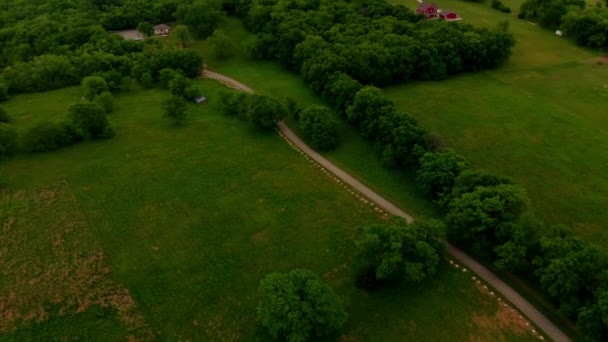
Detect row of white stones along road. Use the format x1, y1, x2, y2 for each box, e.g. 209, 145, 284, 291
274, 126, 389, 218
274, 126, 547, 341
449, 259, 546, 340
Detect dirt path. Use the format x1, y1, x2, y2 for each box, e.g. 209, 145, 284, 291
202, 70, 571, 342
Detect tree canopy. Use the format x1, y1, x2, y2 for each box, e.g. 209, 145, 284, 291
257, 269, 347, 341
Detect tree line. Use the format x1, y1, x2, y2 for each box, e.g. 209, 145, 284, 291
519, 0, 608, 48
229, 0, 607, 339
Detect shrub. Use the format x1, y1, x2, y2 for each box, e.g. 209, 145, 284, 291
22, 121, 83, 152
183, 85, 201, 100
81, 76, 109, 101
162, 95, 187, 125
140, 72, 154, 88
257, 269, 347, 341
169, 74, 189, 97
299, 105, 339, 151
94, 92, 114, 113
0, 123, 18, 157
68, 101, 114, 139
0, 106, 10, 123
416, 149, 470, 199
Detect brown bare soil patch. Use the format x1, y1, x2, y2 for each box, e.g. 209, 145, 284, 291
469, 280, 537, 340
0, 181, 152, 339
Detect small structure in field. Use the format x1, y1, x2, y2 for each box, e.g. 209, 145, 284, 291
154, 24, 171, 36
555, 30, 563, 36
195, 96, 207, 105
416, 2, 439, 19
440, 10, 462, 21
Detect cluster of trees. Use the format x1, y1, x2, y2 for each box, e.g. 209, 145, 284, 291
218, 90, 286, 131
519, 0, 608, 48
227, 0, 607, 338
286, 99, 339, 151
257, 219, 444, 340
241, 0, 514, 87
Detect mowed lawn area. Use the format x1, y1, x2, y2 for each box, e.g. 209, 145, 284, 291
386, 0, 608, 245
0, 82, 536, 340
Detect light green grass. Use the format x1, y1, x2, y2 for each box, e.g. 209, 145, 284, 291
386, 0, 608, 245
0, 82, 535, 340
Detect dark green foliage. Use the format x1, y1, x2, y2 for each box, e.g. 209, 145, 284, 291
257, 269, 347, 341
159, 68, 180, 88
173, 25, 192, 48
561, 8, 608, 48
22, 121, 83, 153
298, 105, 339, 151
175, 0, 225, 38
247, 0, 515, 87
94, 92, 115, 113
245, 95, 286, 131
0, 123, 18, 157
533, 236, 608, 317
437, 170, 515, 211
285, 97, 303, 121
347, 86, 394, 140
218, 90, 250, 116
3, 55, 79, 93
0, 82, 8, 101
355, 219, 443, 286
519, 0, 586, 31
491, 0, 511, 13
137, 21, 154, 38
378, 113, 428, 169
184, 85, 201, 100
162, 95, 188, 125
577, 290, 608, 340
169, 74, 189, 97
0, 107, 10, 123
140, 72, 154, 88
209, 29, 236, 58
82, 76, 109, 101
149, 48, 203, 78
445, 184, 530, 257
68, 102, 114, 139
416, 149, 470, 199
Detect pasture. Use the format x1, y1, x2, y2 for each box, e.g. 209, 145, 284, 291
0, 82, 535, 340
387, 0, 608, 245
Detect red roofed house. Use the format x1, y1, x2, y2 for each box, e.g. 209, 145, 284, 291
439, 10, 461, 21
416, 2, 439, 19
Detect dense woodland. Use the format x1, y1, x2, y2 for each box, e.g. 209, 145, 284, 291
519, 0, 608, 48
1, 0, 607, 340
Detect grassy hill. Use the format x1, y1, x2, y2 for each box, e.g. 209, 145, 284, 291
386, 0, 608, 245
0, 81, 536, 340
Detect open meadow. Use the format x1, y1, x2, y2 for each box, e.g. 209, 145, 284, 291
0, 81, 537, 340
386, 0, 608, 245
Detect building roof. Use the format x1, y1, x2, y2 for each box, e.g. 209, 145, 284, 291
417, 2, 437, 10
154, 24, 170, 30
440, 10, 458, 15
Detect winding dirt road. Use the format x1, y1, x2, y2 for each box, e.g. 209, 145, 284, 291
202, 70, 570, 342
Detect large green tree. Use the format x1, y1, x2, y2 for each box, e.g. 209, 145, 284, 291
245, 95, 286, 131
355, 219, 444, 287
416, 149, 470, 199
257, 269, 347, 341
298, 105, 339, 151
175, 0, 224, 38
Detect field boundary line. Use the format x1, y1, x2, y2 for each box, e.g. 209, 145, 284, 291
201, 69, 571, 342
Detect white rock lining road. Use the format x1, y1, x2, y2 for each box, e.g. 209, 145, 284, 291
202, 70, 570, 342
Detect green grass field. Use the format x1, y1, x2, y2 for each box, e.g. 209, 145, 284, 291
0, 82, 537, 340
386, 0, 608, 245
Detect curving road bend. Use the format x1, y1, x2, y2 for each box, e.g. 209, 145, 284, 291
202, 70, 570, 342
